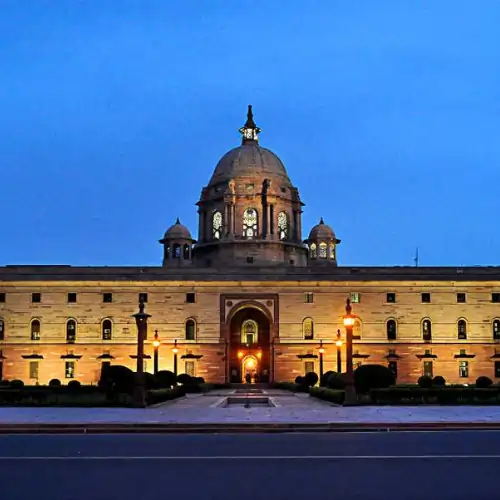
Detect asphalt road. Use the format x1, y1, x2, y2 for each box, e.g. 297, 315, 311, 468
1, 431, 500, 500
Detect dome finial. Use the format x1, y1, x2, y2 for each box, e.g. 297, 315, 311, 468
319, 217, 324, 225
175, 217, 181, 225
239, 104, 261, 144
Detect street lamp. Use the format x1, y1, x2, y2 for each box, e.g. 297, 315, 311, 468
152, 330, 160, 375
335, 329, 343, 373
343, 298, 357, 405
172, 339, 179, 377
318, 340, 325, 380
132, 299, 151, 407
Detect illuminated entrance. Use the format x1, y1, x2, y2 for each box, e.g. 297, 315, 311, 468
241, 354, 259, 383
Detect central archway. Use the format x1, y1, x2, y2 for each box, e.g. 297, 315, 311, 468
228, 306, 272, 384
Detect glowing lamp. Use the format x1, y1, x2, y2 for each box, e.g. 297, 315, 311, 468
153, 340, 160, 348
237, 351, 244, 359
318, 347, 325, 354
343, 316, 355, 327
246, 359, 255, 369
257, 351, 262, 359
335, 339, 343, 347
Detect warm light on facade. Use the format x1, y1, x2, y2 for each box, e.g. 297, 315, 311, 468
257, 351, 262, 359
343, 316, 355, 327
153, 340, 160, 348
246, 359, 255, 369
335, 339, 343, 347
318, 347, 325, 354
237, 351, 244, 358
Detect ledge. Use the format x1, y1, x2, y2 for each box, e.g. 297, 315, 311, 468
296, 354, 318, 360
21, 354, 43, 359
181, 354, 203, 360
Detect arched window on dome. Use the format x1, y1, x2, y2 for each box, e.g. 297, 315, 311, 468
277, 212, 288, 240
243, 208, 258, 238
183, 244, 190, 260
212, 211, 222, 240
319, 242, 327, 259
329, 244, 336, 260
173, 244, 181, 259
310, 243, 317, 259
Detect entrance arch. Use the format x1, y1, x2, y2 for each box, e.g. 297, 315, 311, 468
227, 305, 272, 384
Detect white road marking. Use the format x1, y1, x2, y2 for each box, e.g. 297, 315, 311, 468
0, 455, 499, 460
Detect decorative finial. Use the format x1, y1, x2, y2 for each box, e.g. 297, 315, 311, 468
139, 300, 145, 314
319, 217, 324, 225
175, 217, 181, 225
239, 104, 261, 143
346, 297, 352, 315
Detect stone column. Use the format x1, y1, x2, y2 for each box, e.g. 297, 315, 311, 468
269, 204, 275, 238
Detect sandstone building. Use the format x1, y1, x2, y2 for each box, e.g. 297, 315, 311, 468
1, 106, 500, 385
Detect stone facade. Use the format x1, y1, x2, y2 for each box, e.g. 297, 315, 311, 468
1, 106, 499, 385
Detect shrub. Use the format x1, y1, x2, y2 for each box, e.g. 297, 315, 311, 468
354, 364, 396, 394
143, 372, 157, 390
49, 379, 62, 387
432, 376, 446, 387
99, 365, 136, 395
295, 375, 305, 385
320, 370, 334, 387
418, 375, 433, 388
327, 372, 346, 390
177, 373, 194, 386
304, 372, 319, 387
10, 380, 24, 389
476, 376, 493, 388
155, 370, 177, 389
67, 380, 81, 393
195, 377, 205, 384
146, 387, 186, 406
0, 380, 10, 387
310, 387, 345, 405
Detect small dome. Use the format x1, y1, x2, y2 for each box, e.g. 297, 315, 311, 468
209, 143, 291, 186
308, 218, 337, 241
163, 218, 193, 241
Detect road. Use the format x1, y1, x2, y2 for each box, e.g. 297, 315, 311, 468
1, 431, 499, 500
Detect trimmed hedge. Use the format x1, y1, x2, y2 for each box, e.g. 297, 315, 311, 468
309, 387, 345, 405
272, 382, 309, 393
146, 387, 186, 406
370, 387, 500, 405
354, 364, 395, 394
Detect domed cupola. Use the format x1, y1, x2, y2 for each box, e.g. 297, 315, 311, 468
304, 218, 341, 265
159, 218, 196, 266
193, 105, 308, 267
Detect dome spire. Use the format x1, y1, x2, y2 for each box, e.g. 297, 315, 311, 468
239, 104, 261, 144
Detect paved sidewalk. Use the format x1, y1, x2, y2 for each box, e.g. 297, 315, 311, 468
0, 390, 500, 425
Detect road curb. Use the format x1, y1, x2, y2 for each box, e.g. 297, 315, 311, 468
0, 422, 500, 434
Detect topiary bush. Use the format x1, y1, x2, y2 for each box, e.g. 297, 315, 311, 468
418, 375, 433, 388
304, 372, 319, 387
295, 375, 305, 385
320, 370, 334, 387
432, 376, 446, 387
155, 370, 177, 389
143, 372, 157, 390
476, 376, 493, 388
195, 377, 205, 384
177, 373, 194, 386
67, 380, 81, 392
49, 379, 62, 387
0, 380, 10, 387
354, 364, 396, 394
99, 365, 136, 395
10, 379, 24, 389
327, 372, 346, 390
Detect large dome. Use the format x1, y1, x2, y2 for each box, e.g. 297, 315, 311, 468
208, 143, 291, 187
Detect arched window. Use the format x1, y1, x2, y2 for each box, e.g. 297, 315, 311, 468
185, 319, 196, 341
319, 242, 327, 259
241, 319, 258, 344
0, 318, 4, 340
310, 243, 317, 259
183, 244, 190, 260
31, 319, 40, 341
458, 319, 467, 340
66, 319, 76, 343
212, 211, 222, 239
102, 319, 112, 340
493, 319, 500, 341
302, 317, 314, 340
422, 319, 432, 341
386, 319, 397, 340
165, 246, 171, 260
173, 244, 181, 259
243, 208, 258, 238
277, 212, 288, 240
353, 318, 362, 339
329, 244, 335, 260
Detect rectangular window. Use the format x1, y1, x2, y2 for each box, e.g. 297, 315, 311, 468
31, 293, 41, 303
185, 361, 195, 377
492, 293, 500, 303
139, 292, 148, 303
457, 292, 466, 303
350, 292, 360, 303
0, 293, 5, 303
186, 293, 196, 304
495, 361, 500, 379
65, 361, 75, 379
386, 292, 396, 303
67, 292, 77, 303
304, 292, 314, 304
103, 293, 113, 303
388, 361, 398, 379
304, 361, 314, 374
29, 361, 39, 380
421, 293, 431, 303
459, 360, 469, 378
423, 361, 433, 378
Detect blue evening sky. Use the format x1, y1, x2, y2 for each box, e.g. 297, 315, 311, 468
0, 1, 499, 267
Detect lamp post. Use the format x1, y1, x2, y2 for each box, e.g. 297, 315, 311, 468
343, 298, 357, 405
132, 299, 151, 407
152, 330, 160, 375
335, 329, 343, 374
318, 340, 325, 380
172, 339, 179, 377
